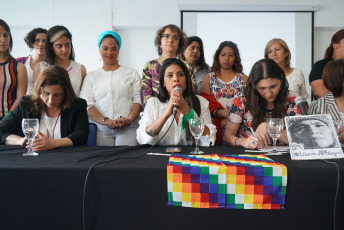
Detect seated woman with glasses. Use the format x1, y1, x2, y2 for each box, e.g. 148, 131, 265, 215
0, 65, 89, 150
141, 24, 197, 107
137, 58, 216, 146
223, 59, 301, 149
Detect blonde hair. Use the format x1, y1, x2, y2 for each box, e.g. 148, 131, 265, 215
264, 38, 291, 69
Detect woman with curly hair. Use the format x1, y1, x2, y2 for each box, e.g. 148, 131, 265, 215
17, 28, 47, 95
223, 59, 301, 149
201, 41, 247, 144
141, 24, 197, 107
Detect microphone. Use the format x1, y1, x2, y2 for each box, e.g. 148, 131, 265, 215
295, 96, 308, 115
173, 86, 182, 116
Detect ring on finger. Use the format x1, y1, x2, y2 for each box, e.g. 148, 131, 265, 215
251, 140, 256, 144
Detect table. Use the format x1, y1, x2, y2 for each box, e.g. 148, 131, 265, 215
0, 145, 343, 230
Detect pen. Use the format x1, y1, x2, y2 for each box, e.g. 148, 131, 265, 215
247, 121, 256, 136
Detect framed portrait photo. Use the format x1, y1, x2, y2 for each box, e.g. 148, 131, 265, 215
285, 114, 344, 160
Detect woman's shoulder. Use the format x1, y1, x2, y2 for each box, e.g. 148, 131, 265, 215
288, 68, 303, 77
71, 98, 87, 110
287, 90, 300, 99
16, 56, 29, 64
143, 59, 159, 67
118, 65, 139, 74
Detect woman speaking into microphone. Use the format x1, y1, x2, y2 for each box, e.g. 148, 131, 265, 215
136, 58, 216, 146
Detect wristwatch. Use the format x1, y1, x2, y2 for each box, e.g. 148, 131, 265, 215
103, 117, 109, 123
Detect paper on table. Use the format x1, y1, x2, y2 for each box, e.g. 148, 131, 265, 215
147, 152, 172, 156
245, 146, 289, 153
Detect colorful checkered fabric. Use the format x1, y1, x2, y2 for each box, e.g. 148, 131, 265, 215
167, 154, 287, 210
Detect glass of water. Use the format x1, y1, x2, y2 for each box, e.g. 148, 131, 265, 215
189, 118, 204, 154
22, 118, 39, 156
266, 118, 284, 155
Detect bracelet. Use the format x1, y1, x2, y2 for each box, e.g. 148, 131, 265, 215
234, 137, 239, 146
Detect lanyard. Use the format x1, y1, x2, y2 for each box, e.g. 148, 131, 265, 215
46, 110, 61, 139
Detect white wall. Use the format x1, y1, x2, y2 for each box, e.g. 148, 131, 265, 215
1, 0, 113, 72
2, 0, 344, 89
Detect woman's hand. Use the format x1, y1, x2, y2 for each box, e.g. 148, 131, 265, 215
254, 122, 270, 149
240, 136, 261, 149
18, 137, 28, 146
106, 117, 131, 130
167, 88, 189, 115
30, 131, 55, 151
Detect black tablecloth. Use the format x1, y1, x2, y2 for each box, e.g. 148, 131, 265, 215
0, 145, 343, 230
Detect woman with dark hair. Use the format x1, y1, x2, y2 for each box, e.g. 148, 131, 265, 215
201, 41, 247, 144
0, 19, 27, 120
223, 59, 301, 149
309, 29, 344, 100
0, 65, 89, 150
141, 24, 197, 107
80, 31, 141, 146
33, 25, 86, 96
17, 28, 47, 95
137, 58, 216, 146
309, 59, 344, 143
182, 36, 209, 94
265, 38, 310, 102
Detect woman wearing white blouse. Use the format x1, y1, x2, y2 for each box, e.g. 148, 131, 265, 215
79, 31, 141, 146
264, 38, 310, 103
137, 58, 216, 146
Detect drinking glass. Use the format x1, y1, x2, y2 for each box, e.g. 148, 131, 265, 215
189, 118, 204, 154
22, 118, 39, 156
266, 118, 284, 155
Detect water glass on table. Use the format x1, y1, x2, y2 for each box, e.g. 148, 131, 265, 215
189, 118, 204, 154
22, 118, 39, 156
265, 118, 284, 156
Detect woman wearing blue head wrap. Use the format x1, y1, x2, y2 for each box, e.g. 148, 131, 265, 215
79, 31, 142, 146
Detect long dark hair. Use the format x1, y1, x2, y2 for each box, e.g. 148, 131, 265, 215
211, 41, 243, 75
0, 19, 14, 60
182, 36, 208, 72
158, 58, 201, 141
244, 59, 289, 129
45, 25, 75, 65
324, 29, 344, 59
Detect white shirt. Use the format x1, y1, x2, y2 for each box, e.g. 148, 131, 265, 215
24, 55, 34, 95
39, 112, 61, 139
41, 60, 83, 96
286, 68, 310, 100
79, 66, 141, 120
136, 95, 216, 146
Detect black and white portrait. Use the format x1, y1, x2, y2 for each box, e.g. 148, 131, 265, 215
287, 115, 338, 149
285, 114, 344, 160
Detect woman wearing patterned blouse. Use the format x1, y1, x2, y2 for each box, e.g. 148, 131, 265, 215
0, 19, 27, 120
141, 24, 197, 107
223, 59, 301, 149
201, 41, 248, 144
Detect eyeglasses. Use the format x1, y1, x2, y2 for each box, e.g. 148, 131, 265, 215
162, 34, 180, 41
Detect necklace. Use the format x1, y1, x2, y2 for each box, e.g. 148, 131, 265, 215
45, 110, 61, 139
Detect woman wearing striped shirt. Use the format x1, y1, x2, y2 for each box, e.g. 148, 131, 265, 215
0, 19, 27, 120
